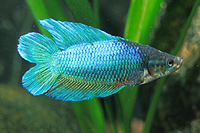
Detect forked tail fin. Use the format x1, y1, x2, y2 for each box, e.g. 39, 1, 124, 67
18, 33, 60, 95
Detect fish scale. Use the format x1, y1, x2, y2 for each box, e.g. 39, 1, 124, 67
17, 18, 182, 101
54, 41, 142, 82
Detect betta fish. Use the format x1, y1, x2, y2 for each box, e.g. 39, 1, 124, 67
17, 18, 182, 101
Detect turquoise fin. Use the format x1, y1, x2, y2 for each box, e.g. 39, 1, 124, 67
18, 33, 59, 95
39, 18, 125, 50
45, 75, 126, 101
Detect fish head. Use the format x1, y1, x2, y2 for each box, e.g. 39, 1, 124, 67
140, 50, 183, 84
147, 51, 183, 78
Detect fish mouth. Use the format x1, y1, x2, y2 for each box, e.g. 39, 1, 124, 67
175, 57, 183, 69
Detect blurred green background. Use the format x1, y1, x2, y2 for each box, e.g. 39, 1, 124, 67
0, 0, 200, 132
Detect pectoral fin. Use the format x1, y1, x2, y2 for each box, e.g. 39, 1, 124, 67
127, 71, 144, 86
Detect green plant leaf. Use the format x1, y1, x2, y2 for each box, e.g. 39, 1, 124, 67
26, 0, 68, 37
64, 0, 99, 27
42, 0, 69, 21
71, 99, 106, 133
26, 0, 51, 37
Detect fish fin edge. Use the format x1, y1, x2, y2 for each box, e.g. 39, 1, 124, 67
22, 64, 59, 96
45, 75, 125, 101
18, 32, 59, 63
39, 18, 124, 50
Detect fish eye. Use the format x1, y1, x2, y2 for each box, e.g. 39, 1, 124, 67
167, 59, 174, 67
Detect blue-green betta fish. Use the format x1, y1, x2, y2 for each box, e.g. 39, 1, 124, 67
17, 18, 182, 101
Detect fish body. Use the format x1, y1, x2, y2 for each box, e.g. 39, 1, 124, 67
17, 18, 182, 101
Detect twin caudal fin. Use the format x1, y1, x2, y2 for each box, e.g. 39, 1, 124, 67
18, 33, 59, 95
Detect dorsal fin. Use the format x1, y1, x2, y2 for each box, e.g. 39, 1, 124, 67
39, 18, 123, 50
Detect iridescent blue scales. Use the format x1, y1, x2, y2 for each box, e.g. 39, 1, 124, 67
17, 18, 183, 101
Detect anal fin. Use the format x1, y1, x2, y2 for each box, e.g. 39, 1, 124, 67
45, 75, 126, 101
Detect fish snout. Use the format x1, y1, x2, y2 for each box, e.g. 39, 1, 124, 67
175, 57, 183, 69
